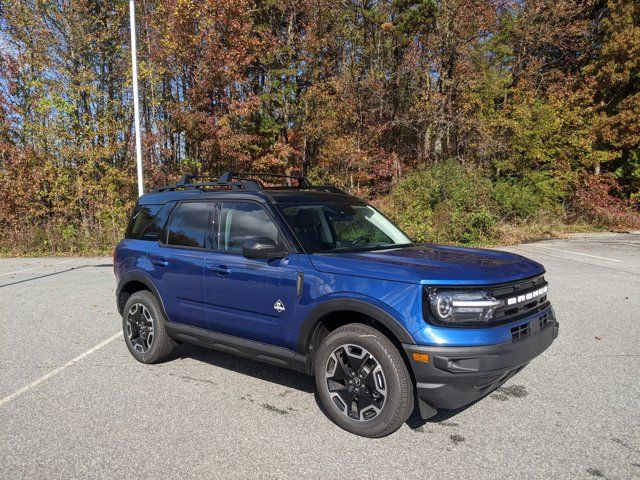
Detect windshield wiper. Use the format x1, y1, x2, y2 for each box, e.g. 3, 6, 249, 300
321, 243, 413, 254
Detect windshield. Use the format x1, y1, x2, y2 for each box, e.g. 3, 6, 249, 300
278, 203, 413, 253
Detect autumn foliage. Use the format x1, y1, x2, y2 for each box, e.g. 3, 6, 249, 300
0, 0, 639, 254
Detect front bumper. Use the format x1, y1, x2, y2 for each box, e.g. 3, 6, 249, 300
403, 314, 559, 418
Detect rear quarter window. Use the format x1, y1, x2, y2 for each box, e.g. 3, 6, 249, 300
166, 201, 211, 248
125, 203, 173, 240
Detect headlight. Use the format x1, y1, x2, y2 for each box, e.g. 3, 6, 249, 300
428, 290, 503, 324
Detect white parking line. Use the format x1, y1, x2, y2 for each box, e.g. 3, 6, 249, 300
0, 332, 121, 407
530, 245, 622, 263
0, 265, 43, 276
0, 259, 72, 276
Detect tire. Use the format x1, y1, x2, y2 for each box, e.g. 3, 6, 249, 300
122, 290, 175, 364
314, 323, 414, 437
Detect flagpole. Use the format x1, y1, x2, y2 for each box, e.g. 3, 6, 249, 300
129, 0, 144, 197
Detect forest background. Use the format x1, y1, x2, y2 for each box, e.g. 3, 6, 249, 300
1, 0, 639, 255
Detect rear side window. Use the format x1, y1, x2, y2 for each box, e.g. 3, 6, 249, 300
167, 202, 211, 248
217, 201, 284, 252
126, 204, 173, 241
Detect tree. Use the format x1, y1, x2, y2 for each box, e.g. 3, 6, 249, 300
585, 0, 640, 196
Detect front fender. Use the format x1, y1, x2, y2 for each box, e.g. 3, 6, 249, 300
296, 295, 416, 354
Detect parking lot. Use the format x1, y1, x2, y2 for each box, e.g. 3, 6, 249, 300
0, 233, 639, 479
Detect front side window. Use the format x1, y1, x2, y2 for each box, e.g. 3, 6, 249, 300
166, 202, 211, 248
217, 202, 284, 252
279, 203, 412, 253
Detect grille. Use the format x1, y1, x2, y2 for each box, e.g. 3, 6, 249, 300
510, 323, 531, 340
511, 312, 552, 340
487, 275, 549, 325
539, 313, 549, 329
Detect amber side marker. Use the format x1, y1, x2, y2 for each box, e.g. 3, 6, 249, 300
412, 353, 430, 363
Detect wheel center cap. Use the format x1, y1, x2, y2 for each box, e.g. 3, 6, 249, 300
353, 377, 361, 387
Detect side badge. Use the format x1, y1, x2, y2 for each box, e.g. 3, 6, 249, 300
274, 300, 286, 313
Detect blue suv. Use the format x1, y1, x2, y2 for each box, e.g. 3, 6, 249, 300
114, 172, 558, 437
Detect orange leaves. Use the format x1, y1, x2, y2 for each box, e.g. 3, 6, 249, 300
0, 0, 639, 253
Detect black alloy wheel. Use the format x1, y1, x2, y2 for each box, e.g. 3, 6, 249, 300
122, 290, 175, 364
315, 323, 414, 437
325, 344, 387, 421
126, 303, 155, 353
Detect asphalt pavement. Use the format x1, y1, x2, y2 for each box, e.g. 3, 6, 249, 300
0, 233, 639, 479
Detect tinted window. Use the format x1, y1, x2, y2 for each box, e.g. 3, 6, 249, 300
217, 202, 284, 252
167, 202, 211, 248
126, 204, 173, 241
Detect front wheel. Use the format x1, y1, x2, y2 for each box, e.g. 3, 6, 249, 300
314, 323, 414, 437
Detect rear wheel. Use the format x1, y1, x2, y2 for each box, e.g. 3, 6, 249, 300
314, 323, 414, 437
122, 291, 174, 364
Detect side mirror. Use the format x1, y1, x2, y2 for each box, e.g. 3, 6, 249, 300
242, 237, 286, 260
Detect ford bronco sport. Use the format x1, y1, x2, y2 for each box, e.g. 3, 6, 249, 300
114, 172, 558, 437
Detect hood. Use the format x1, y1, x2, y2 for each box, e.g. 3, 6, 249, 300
308, 244, 545, 285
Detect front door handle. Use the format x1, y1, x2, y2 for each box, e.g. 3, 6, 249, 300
150, 255, 169, 267
208, 265, 232, 275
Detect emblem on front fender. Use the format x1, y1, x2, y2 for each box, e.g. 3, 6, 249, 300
274, 300, 286, 313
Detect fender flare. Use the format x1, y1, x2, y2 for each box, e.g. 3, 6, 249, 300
296, 298, 415, 354
116, 270, 167, 317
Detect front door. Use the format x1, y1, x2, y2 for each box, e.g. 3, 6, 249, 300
204, 200, 299, 347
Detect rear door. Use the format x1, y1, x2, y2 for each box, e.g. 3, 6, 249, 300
147, 200, 213, 329
203, 200, 299, 346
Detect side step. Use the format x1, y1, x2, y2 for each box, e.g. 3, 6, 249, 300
165, 322, 310, 374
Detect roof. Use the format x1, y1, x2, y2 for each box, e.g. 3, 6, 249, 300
266, 189, 365, 205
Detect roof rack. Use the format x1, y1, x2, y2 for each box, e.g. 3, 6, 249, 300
153, 173, 260, 193
152, 171, 347, 195
226, 172, 312, 188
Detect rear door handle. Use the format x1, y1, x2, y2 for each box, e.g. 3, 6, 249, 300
207, 265, 232, 275
150, 255, 169, 267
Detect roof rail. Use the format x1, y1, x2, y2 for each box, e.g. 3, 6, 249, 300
152, 171, 347, 195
